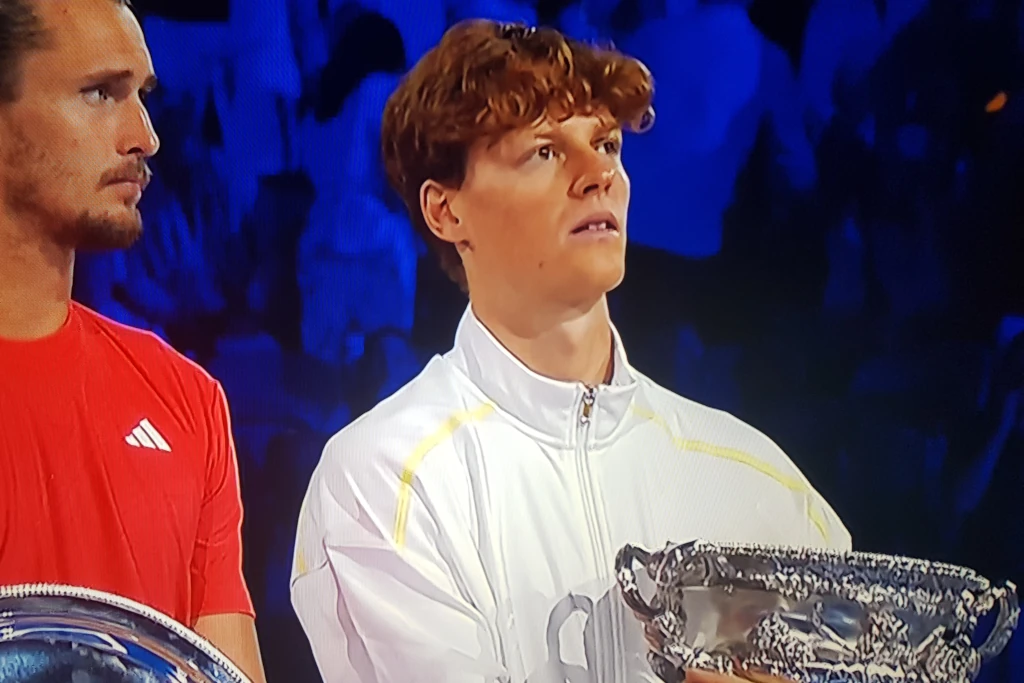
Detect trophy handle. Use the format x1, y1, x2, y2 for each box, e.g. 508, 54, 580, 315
977, 580, 1020, 661
615, 545, 658, 621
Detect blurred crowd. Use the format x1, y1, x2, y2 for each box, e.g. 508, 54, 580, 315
73, 0, 1024, 680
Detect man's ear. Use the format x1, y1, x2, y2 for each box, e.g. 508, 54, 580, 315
420, 179, 466, 246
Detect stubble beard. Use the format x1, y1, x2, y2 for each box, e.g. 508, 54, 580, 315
60, 206, 143, 251
1, 128, 144, 252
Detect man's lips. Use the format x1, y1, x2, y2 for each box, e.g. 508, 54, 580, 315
106, 164, 152, 190
570, 211, 620, 234
109, 175, 150, 191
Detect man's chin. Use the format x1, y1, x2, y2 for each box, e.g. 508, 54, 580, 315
558, 265, 626, 308
64, 210, 143, 251
78, 232, 142, 251
587, 259, 626, 294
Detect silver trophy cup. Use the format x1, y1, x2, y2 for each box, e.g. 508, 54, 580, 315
0, 584, 252, 683
615, 540, 1019, 683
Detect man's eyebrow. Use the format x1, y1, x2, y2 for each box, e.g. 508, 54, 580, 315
82, 69, 159, 92
592, 120, 622, 138
531, 121, 621, 143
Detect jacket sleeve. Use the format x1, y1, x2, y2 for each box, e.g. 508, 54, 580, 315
290, 437, 508, 683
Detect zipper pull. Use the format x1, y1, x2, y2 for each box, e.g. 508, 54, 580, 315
580, 386, 597, 424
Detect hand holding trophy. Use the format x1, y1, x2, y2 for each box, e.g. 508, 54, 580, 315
617, 541, 1019, 683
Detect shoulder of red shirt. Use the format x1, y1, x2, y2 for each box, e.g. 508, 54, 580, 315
71, 301, 225, 399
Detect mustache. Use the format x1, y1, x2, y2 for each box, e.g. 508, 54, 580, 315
101, 159, 152, 188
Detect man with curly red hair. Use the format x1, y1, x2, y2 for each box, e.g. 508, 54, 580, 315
291, 19, 849, 683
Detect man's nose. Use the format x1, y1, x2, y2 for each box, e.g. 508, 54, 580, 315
121, 102, 160, 158
569, 153, 617, 198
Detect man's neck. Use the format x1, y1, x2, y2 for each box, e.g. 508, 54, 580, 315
471, 294, 615, 387
0, 221, 75, 341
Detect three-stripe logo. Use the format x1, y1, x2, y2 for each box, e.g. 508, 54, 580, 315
124, 418, 172, 452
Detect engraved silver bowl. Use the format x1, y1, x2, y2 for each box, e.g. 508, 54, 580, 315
615, 541, 1019, 683
0, 584, 251, 683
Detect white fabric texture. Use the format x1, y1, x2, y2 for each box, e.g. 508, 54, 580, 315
291, 305, 851, 683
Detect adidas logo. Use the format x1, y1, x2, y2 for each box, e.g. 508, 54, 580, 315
125, 418, 172, 452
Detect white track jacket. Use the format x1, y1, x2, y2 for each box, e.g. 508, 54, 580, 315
291, 306, 851, 683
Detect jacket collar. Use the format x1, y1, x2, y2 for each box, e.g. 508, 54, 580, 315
444, 305, 638, 444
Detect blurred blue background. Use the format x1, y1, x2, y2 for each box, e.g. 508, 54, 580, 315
74, 1, 1024, 681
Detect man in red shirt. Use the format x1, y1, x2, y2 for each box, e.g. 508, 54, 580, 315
0, 1, 266, 681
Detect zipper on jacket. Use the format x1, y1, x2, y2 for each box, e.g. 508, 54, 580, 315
574, 387, 599, 556
575, 386, 626, 679
580, 385, 597, 425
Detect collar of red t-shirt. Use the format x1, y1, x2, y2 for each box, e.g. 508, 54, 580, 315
0, 302, 85, 376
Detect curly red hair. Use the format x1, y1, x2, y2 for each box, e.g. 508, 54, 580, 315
381, 19, 655, 291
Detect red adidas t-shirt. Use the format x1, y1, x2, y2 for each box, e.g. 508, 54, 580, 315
0, 302, 254, 627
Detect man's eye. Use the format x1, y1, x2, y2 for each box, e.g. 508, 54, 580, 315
83, 87, 113, 104
601, 139, 622, 154
537, 145, 556, 160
